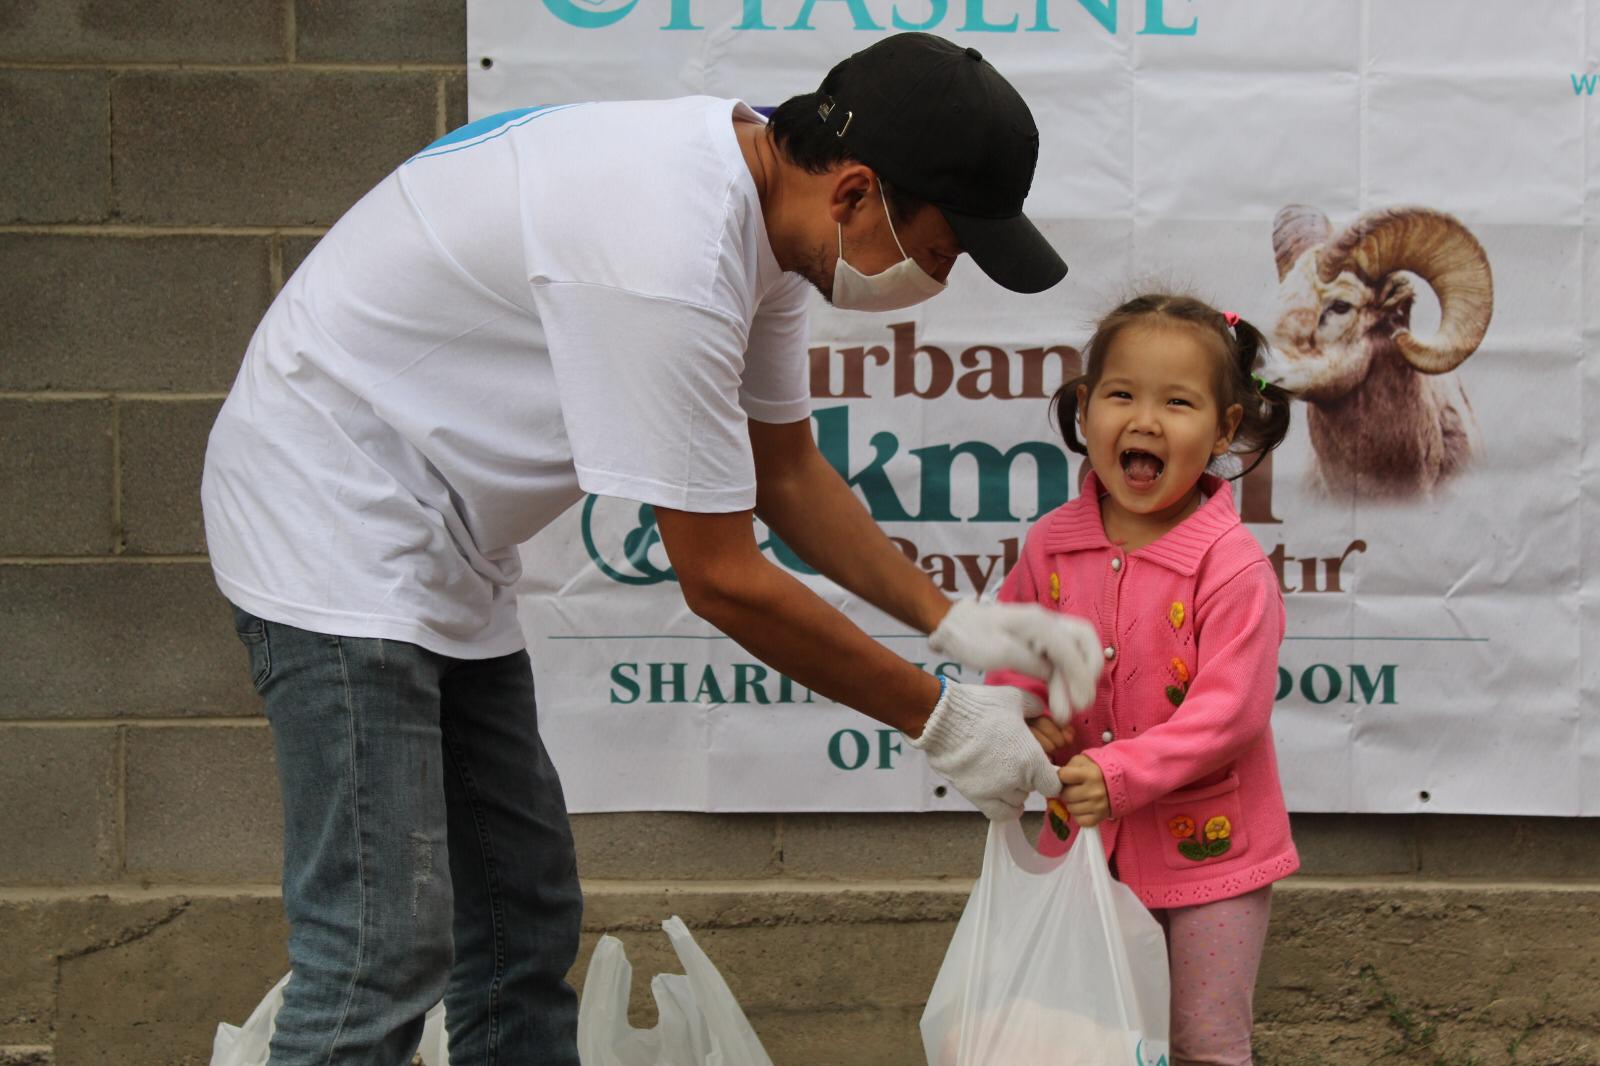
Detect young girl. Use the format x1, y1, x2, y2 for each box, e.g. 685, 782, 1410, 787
987, 293, 1298, 1066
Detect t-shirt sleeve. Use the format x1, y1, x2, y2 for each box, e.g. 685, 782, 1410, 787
738, 275, 812, 425
532, 280, 757, 513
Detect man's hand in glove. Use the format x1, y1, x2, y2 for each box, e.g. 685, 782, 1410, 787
907, 680, 1065, 821
928, 600, 1103, 725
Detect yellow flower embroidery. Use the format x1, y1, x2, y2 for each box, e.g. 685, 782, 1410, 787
1169, 601, 1186, 629
1171, 658, 1190, 684
1049, 572, 1061, 602
1177, 812, 1235, 860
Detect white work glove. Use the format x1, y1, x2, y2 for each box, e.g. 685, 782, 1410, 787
928, 600, 1103, 725
907, 681, 1064, 821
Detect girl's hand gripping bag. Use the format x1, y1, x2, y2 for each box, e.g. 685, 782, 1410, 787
921, 822, 1172, 1066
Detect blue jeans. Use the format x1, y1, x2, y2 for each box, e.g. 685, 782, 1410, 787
232, 608, 582, 1065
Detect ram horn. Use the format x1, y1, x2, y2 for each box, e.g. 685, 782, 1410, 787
1272, 205, 1332, 281
1316, 207, 1493, 374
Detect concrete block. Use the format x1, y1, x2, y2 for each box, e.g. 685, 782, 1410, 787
296, 0, 465, 64
0, 563, 258, 720
118, 399, 223, 556
12, 886, 956, 1065
444, 71, 467, 132
778, 812, 987, 881
577, 885, 967, 1013
579, 883, 971, 940
53, 894, 287, 1066
0, 400, 115, 556
0, 70, 109, 224
570, 813, 779, 880
1288, 812, 1417, 877
1252, 1020, 1404, 1065
745, 1008, 926, 1066
1486, 1025, 1600, 1065
1416, 814, 1600, 879
1258, 884, 1600, 1024
702, 920, 952, 1013
5, 883, 1599, 1065
0, 894, 212, 1046
278, 235, 321, 289
124, 725, 281, 883
0, 235, 271, 392
0, 726, 119, 885
0, 0, 284, 63
113, 72, 437, 226
1256, 1013, 1599, 1065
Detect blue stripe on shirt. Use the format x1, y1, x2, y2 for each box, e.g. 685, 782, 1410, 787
409, 104, 580, 162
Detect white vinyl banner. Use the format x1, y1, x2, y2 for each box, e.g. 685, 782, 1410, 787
469, 0, 1600, 814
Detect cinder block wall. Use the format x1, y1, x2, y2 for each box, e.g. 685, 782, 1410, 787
2, 5, 1597, 1065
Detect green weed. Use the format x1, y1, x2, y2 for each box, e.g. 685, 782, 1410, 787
1360, 964, 1485, 1066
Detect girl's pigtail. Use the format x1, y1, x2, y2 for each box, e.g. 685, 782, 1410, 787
1228, 317, 1293, 479
1049, 375, 1092, 456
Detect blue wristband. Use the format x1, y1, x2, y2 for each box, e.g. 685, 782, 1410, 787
936, 673, 949, 703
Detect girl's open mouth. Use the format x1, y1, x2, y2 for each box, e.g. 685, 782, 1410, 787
1121, 449, 1164, 486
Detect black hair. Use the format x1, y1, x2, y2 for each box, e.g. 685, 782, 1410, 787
766, 91, 927, 226
1048, 293, 1293, 479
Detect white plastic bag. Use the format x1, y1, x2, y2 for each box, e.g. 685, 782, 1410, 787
210, 972, 291, 1066
921, 823, 1172, 1066
417, 1000, 451, 1065
209, 973, 450, 1066
577, 915, 775, 1066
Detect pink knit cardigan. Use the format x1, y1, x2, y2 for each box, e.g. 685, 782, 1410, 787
988, 472, 1299, 909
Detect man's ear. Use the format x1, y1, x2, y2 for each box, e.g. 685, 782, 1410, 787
827, 164, 875, 225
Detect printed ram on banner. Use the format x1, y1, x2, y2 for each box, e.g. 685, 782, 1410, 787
475, 0, 1600, 814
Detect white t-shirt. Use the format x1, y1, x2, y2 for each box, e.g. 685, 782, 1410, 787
201, 97, 812, 658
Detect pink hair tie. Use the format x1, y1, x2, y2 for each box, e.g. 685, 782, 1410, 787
1223, 311, 1240, 328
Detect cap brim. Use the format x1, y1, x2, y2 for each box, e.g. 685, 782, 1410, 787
941, 208, 1067, 294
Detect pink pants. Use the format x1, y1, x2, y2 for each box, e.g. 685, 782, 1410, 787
1151, 886, 1273, 1066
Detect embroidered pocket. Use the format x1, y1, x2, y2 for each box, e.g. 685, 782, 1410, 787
1154, 772, 1248, 870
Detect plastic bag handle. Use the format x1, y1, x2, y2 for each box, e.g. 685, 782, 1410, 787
1078, 825, 1143, 1031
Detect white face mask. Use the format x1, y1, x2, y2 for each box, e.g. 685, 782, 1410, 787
831, 184, 948, 312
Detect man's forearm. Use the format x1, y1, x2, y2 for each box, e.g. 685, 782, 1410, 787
687, 551, 943, 735
755, 443, 951, 634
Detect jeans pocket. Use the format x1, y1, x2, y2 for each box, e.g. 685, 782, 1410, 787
231, 609, 273, 689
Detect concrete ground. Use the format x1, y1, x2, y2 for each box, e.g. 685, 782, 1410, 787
4, 813, 1598, 1065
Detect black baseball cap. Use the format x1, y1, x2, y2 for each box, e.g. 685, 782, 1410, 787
817, 32, 1067, 294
